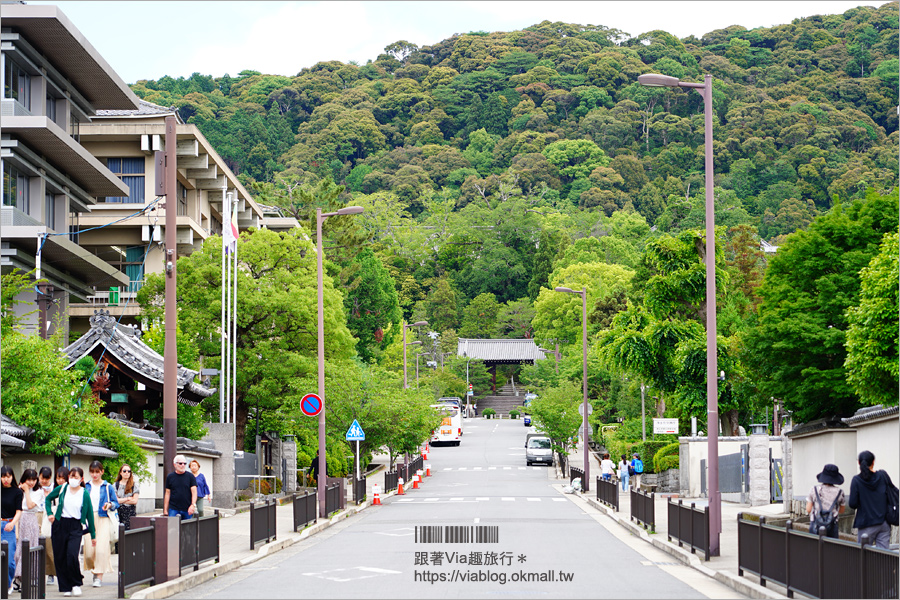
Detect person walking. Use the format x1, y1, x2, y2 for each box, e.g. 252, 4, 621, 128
114, 464, 140, 532
83, 461, 118, 588
310, 450, 320, 487
849, 450, 896, 549
163, 455, 197, 520
618, 454, 630, 492
38, 466, 58, 585
13, 469, 43, 590
189, 460, 210, 517
45, 466, 96, 597
600, 453, 616, 482
1, 466, 23, 590
631, 453, 644, 490
805, 464, 846, 538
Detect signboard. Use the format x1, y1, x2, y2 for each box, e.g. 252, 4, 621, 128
467, 390, 473, 396
345, 419, 365, 441
299, 393, 323, 417
578, 403, 594, 417
653, 418, 679, 434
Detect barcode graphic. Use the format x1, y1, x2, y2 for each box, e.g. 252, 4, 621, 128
414, 525, 499, 543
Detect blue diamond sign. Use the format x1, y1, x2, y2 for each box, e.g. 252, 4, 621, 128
345, 419, 365, 441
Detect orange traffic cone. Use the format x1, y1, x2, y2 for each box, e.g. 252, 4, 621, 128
426, 463, 431, 477
412, 474, 420, 489
423, 445, 429, 460
372, 483, 381, 505
398, 478, 405, 495
417, 469, 424, 484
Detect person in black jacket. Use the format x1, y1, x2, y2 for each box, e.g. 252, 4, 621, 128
848, 450, 893, 548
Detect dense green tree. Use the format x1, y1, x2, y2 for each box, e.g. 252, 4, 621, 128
341, 249, 402, 362
458, 293, 501, 338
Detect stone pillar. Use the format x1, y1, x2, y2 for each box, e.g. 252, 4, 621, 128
204, 423, 235, 509
748, 430, 770, 506
782, 426, 794, 513
283, 438, 297, 494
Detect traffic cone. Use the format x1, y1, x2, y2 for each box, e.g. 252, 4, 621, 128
373, 483, 381, 505
422, 447, 428, 460
398, 478, 405, 495
426, 463, 431, 477
412, 474, 420, 489
417, 468, 424, 484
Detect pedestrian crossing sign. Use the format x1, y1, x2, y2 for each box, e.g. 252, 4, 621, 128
345, 419, 365, 441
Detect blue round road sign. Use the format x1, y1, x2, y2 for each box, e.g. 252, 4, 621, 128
300, 393, 323, 417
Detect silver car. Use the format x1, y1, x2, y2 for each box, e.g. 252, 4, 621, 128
525, 436, 553, 466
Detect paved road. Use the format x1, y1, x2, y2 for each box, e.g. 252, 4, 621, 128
177, 419, 743, 599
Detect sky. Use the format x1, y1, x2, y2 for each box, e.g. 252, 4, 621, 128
32, 1, 882, 84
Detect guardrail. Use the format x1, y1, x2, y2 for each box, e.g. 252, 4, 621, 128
737, 514, 899, 598
596, 476, 619, 511
569, 466, 585, 489
293, 490, 317, 531
325, 482, 341, 515
179, 511, 220, 575
384, 470, 398, 493
630, 489, 656, 532
19, 538, 45, 599
352, 475, 367, 505
249, 499, 277, 549
118, 521, 156, 598
667, 499, 709, 560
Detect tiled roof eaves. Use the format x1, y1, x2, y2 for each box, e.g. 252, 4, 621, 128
842, 405, 899, 426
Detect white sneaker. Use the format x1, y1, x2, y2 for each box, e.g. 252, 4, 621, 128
92, 576, 102, 587
47, 576, 55, 584
63, 593, 72, 598
73, 586, 82, 596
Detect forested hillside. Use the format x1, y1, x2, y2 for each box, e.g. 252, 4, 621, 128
129, 3, 898, 435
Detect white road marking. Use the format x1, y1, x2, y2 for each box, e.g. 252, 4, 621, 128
303, 566, 402, 582
474, 518, 480, 523
396, 498, 414, 502
518, 467, 526, 470
503, 467, 511, 470
527, 497, 541, 502
552, 498, 567, 502
473, 467, 482, 470
374, 527, 414, 537
488, 467, 497, 470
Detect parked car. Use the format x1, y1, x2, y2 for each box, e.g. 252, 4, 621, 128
525, 435, 553, 466
523, 415, 532, 426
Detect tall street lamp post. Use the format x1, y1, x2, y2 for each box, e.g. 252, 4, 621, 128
403, 321, 428, 389
317, 205, 364, 518
638, 72, 719, 556
554, 286, 589, 493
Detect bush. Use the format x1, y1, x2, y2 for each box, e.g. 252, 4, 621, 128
653, 442, 680, 473
631, 441, 670, 473
509, 409, 520, 419
248, 477, 283, 495
482, 408, 496, 419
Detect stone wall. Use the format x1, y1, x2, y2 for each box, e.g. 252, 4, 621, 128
748, 433, 770, 506
656, 468, 680, 493
204, 423, 235, 509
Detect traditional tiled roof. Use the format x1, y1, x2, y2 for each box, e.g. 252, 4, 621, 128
62, 310, 214, 405
785, 416, 851, 438
842, 404, 899, 427
106, 413, 221, 457
457, 338, 546, 362
94, 99, 182, 120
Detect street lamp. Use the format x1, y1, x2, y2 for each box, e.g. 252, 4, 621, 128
317, 205, 364, 518
554, 286, 589, 493
537, 343, 561, 374
638, 72, 720, 556
403, 321, 428, 389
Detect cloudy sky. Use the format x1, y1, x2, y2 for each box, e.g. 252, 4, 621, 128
32, 1, 880, 83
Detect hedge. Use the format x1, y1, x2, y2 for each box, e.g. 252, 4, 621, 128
653, 442, 681, 473
630, 441, 670, 474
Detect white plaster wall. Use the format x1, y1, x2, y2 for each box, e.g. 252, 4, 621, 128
854, 419, 899, 482
791, 430, 858, 502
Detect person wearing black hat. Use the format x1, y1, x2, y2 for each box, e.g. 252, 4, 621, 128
805, 464, 846, 538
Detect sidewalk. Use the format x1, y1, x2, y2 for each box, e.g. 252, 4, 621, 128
37, 463, 395, 600
565, 441, 789, 600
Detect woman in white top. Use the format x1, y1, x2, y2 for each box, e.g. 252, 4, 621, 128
600, 453, 616, 481
618, 454, 630, 491
45, 466, 97, 596
13, 469, 43, 587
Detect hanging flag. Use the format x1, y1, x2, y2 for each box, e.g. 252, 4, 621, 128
222, 192, 239, 254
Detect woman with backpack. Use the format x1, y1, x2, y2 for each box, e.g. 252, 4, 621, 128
849, 450, 897, 549
630, 453, 644, 490
805, 464, 846, 538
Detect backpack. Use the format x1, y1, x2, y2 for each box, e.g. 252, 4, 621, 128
885, 474, 899, 527
633, 459, 644, 474
810, 486, 840, 534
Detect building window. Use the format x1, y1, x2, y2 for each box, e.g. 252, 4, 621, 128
104, 158, 145, 203
124, 246, 145, 293
46, 96, 57, 124
178, 183, 187, 216
69, 210, 80, 244
45, 192, 56, 230
2, 162, 30, 213
70, 112, 80, 142
3, 58, 31, 111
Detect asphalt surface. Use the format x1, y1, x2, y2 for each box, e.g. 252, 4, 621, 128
176, 418, 744, 599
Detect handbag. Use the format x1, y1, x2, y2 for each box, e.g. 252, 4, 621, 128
885, 474, 899, 527
106, 483, 120, 543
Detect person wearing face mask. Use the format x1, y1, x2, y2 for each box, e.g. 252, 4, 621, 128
83, 461, 118, 588
38, 467, 57, 585
1, 466, 23, 590
44, 467, 96, 597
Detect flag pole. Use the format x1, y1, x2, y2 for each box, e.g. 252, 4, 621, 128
231, 197, 239, 428
220, 189, 227, 423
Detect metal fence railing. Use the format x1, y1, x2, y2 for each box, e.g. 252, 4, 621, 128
19, 538, 45, 599
293, 490, 317, 531
1, 540, 6, 600
325, 482, 341, 515
384, 470, 398, 493
118, 521, 156, 598
596, 476, 619, 511
249, 499, 277, 549
569, 465, 584, 488
737, 514, 899, 598
630, 488, 656, 532
668, 499, 709, 561
352, 475, 367, 505
179, 511, 220, 575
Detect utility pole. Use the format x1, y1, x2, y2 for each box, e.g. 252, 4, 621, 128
163, 116, 178, 477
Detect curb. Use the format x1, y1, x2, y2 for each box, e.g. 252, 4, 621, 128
580, 495, 785, 600
131, 478, 405, 599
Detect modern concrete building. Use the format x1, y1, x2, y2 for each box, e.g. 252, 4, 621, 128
1, 2, 139, 339
72, 100, 265, 332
